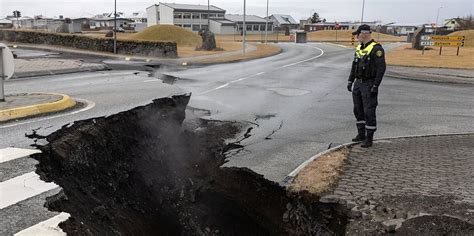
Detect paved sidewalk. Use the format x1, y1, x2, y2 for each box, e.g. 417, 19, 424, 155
0, 94, 62, 110
386, 65, 474, 84
321, 134, 474, 234
334, 134, 474, 203
13, 58, 108, 79
0, 93, 75, 122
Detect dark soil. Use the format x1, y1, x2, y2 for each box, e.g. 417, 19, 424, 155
31, 95, 348, 235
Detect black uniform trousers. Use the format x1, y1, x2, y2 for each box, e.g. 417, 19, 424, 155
352, 79, 378, 132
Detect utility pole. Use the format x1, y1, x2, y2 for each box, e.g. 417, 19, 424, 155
0, 46, 5, 102
265, 0, 269, 44
361, 0, 366, 23
114, 0, 117, 54
207, 0, 210, 29
243, 0, 246, 56
435, 6, 443, 35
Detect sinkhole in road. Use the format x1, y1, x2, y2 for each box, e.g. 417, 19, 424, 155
31, 95, 348, 235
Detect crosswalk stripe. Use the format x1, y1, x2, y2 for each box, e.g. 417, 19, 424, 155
14, 212, 70, 236
0, 172, 59, 209
0, 148, 41, 164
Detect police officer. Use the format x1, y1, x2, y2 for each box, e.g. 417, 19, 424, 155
347, 24, 386, 148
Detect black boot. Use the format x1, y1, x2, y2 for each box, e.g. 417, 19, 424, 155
361, 130, 374, 148
352, 124, 366, 142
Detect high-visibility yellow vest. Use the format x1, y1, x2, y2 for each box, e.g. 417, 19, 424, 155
355, 41, 379, 59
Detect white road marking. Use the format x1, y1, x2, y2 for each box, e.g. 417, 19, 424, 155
199, 45, 325, 95
0, 98, 95, 129
0, 172, 59, 209
14, 212, 70, 236
143, 79, 160, 83
0, 148, 40, 164
281, 46, 325, 68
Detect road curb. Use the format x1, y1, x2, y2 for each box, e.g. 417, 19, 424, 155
12, 65, 109, 79
385, 71, 474, 85
0, 93, 76, 122
281, 132, 474, 186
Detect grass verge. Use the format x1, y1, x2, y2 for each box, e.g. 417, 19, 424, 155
193, 43, 282, 64
288, 148, 350, 195
386, 44, 474, 69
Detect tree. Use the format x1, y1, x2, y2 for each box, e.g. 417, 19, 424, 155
309, 12, 325, 24
458, 15, 474, 30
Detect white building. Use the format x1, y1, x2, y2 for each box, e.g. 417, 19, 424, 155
220, 14, 273, 35
269, 14, 299, 31
209, 18, 236, 35
146, 3, 226, 32
385, 24, 417, 36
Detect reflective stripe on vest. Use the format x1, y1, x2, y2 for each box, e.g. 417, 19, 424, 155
355, 41, 379, 59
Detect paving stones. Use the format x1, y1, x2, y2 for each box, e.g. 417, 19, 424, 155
321, 134, 474, 234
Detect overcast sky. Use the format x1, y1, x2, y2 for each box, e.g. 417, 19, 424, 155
1, 0, 473, 24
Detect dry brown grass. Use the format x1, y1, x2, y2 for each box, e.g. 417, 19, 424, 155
128, 25, 202, 47
387, 44, 474, 69
195, 43, 282, 64
288, 148, 350, 195
307, 30, 406, 42
178, 41, 242, 57
449, 29, 474, 47
216, 30, 406, 42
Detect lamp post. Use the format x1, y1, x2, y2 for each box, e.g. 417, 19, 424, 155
361, 0, 366, 23
265, 0, 269, 44
243, 0, 246, 56
114, 0, 117, 54
207, 0, 210, 29
435, 6, 443, 35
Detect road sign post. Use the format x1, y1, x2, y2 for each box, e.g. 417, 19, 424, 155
0, 44, 15, 102
0, 47, 4, 102
420, 35, 465, 56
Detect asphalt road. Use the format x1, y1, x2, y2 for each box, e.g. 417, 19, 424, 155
2, 43, 474, 181
161, 43, 474, 181
1, 42, 473, 234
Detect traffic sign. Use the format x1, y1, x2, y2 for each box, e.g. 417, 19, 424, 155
1, 43, 15, 101
433, 41, 464, 47
420, 41, 434, 46
430, 35, 465, 41
0, 43, 15, 80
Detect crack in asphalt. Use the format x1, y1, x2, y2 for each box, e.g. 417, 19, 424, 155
265, 121, 284, 140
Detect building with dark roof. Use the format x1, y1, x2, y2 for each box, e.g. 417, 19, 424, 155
146, 2, 226, 32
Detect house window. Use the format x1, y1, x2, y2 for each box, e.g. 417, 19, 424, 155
183, 13, 191, 19
246, 25, 252, 31
210, 14, 218, 18
217, 14, 224, 18
192, 13, 200, 19
202, 14, 208, 19
260, 25, 267, 31
183, 24, 191, 28
192, 25, 200, 31
253, 25, 259, 31
174, 13, 182, 19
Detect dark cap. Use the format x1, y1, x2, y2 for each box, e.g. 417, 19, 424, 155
352, 24, 372, 35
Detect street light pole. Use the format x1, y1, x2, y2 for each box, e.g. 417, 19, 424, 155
114, 0, 117, 54
0, 46, 5, 102
265, 0, 269, 44
361, 0, 366, 23
243, 0, 246, 56
208, 0, 210, 29
435, 6, 443, 35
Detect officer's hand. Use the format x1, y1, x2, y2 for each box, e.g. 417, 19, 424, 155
347, 82, 353, 92
370, 85, 378, 95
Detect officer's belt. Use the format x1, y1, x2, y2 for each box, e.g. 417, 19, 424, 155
355, 77, 374, 82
